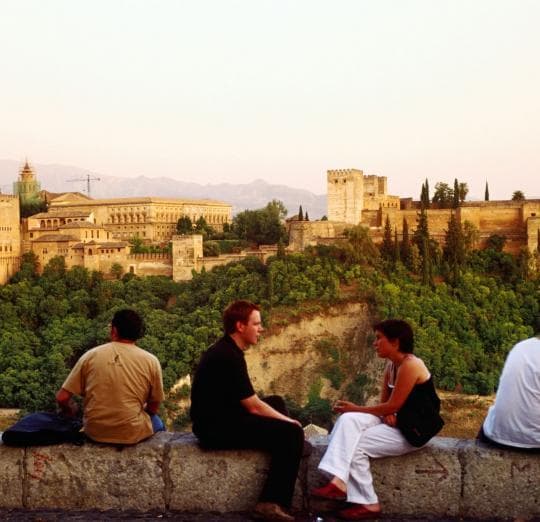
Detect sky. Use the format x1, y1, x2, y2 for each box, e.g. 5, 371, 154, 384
1, 0, 539, 200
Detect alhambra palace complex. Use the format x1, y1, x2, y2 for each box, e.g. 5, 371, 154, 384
1, 163, 539, 285
289, 169, 540, 256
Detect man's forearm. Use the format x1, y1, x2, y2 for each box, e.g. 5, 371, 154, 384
56, 388, 79, 417
248, 396, 298, 424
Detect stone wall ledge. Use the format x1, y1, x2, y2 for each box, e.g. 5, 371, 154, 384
0, 433, 538, 519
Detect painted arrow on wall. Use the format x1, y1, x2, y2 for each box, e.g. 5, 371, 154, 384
415, 457, 449, 482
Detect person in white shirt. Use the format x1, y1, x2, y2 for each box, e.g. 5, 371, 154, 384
479, 332, 540, 451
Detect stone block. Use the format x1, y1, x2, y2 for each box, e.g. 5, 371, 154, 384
168, 432, 270, 512
460, 439, 540, 519
306, 435, 461, 517
0, 437, 25, 508
25, 432, 172, 511
372, 437, 461, 516
305, 435, 331, 491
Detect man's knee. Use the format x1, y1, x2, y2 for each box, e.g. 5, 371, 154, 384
273, 421, 304, 452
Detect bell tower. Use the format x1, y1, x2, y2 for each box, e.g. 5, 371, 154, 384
13, 160, 41, 205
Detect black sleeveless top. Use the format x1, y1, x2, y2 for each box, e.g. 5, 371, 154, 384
396, 376, 444, 447
399, 376, 441, 415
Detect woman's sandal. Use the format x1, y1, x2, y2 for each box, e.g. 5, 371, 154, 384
311, 482, 347, 501
338, 504, 382, 520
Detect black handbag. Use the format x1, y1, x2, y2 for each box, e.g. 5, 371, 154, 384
1, 412, 84, 446
396, 377, 444, 447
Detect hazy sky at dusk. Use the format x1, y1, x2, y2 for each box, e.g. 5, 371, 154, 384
1, 0, 539, 200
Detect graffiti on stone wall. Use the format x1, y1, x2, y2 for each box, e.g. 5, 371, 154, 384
29, 451, 52, 481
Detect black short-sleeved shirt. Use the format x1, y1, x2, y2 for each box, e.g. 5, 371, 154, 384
190, 335, 255, 433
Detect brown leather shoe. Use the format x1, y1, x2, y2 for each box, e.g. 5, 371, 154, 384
253, 502, 295, 521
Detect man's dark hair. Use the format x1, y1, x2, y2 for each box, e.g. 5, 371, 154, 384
223, 300, 260, 335
373, 319, 414, 353
111, 309, 145, 341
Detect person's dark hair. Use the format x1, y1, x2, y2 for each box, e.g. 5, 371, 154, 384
111, 309, 145, 341
373, 319, 414, 353
223, 300, 260, 335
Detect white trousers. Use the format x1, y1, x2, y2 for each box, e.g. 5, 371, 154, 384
318, 412, 421, 504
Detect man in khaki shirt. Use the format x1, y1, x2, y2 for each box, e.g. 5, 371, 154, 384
56, 309, 165, 444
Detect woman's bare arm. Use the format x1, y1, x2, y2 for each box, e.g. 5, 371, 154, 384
334, 358, 428, 416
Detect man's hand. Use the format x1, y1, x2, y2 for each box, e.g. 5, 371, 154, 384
382, 413, 397, 427
333, 400, 359, 414
145, 400, 161, 415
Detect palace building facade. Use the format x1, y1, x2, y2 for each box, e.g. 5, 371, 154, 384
43, 193, 232, 242
0, 194, 21, 284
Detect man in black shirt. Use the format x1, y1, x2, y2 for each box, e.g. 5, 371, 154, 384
190, 300, 304, 522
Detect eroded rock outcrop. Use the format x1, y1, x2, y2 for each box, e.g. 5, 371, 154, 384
245, 302, 384, 405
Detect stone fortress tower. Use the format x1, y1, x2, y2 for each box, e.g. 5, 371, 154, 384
326, 169, 399, 224
289, 168, 398, 251
327, 169, 365, 224
172, 234, 204, 281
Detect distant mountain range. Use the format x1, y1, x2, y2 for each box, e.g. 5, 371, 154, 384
0, 160, 327, 218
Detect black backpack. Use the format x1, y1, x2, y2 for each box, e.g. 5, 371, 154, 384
1, 412, 84, 446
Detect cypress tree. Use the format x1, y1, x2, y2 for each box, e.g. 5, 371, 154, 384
485, 182, 490, 201
421, 236, 432, 286
298, 205, 303, 221
453, 178, 460, 208
305, 211, 309, 221
394, 226, 400, 265
420, 182, 426, 208
414, 206, 432, 285
401, 217, 411, 267
444, 211, 465, 285
420, 179, 432, 209
380, 215, 393, 261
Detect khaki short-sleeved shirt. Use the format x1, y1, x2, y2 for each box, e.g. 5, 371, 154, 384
62, 341, 165, 444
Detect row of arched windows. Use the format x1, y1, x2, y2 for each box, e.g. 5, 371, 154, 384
107, 212, 229, 225
109, 213, 147, 224
39, 217, 86, 228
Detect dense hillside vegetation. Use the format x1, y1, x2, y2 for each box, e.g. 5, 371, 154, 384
1, 221, 538, 424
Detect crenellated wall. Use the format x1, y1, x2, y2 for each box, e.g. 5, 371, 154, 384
0, 433, 538, 518
171, 235, 277, 281
290, 200, 540, 256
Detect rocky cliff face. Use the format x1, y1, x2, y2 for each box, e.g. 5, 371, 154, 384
245, 302, 384, 406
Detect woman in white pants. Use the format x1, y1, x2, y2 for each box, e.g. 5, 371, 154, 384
312, 319, 437, 520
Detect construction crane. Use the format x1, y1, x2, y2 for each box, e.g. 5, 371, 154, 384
66, 173, 101, 197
